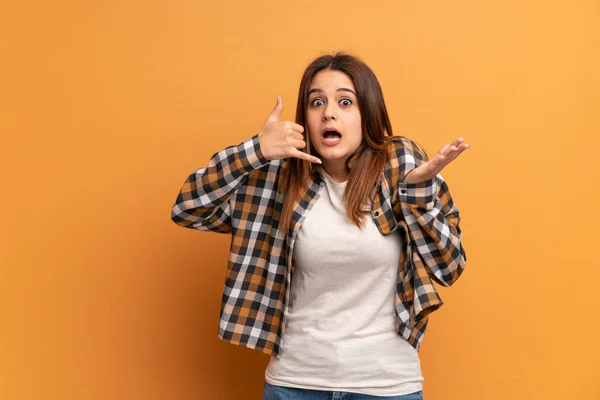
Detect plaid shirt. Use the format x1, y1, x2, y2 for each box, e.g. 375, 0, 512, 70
170, 134, 466, 358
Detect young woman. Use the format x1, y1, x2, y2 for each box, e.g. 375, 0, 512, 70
171, 53, 469, 400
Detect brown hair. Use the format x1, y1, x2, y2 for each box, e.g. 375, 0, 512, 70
279, 52, 401, 232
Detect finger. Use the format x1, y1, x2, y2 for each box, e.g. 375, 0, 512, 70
266, 95, 283, 122
451, 142, 470, 156
451, 137, 466, 148
285, 121, 305, 133
444, 140, 468, 157
291, 138, 306, 149
291, 131, 305, 141
443, 142, 471, 163
453, 143, 471, 159
439, 144, 451, 156
291, 148, 322, 164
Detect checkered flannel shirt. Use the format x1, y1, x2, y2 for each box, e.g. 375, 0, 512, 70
170, 134, 467, 358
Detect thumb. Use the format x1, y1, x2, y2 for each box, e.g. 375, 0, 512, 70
266, 95, 283, 122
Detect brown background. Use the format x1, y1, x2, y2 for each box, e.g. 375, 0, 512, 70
1, 0, 599, 398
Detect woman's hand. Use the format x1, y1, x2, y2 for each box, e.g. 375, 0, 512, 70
258, 96, 322, 164
404, 138, 470, 184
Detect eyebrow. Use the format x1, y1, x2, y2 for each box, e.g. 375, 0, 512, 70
308, 88, 357, 96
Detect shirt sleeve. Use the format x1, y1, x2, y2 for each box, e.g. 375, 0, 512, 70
170, 134, 270, 233
397, 139, 467, 287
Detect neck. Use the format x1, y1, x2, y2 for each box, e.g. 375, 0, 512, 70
322, 160, 349, 183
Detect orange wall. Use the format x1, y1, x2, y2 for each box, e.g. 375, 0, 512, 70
1, 1, 599, 399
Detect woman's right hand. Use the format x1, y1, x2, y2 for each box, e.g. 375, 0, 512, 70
258, 96, 322, 164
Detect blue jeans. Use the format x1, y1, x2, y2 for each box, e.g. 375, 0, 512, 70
262, 382, 424, 400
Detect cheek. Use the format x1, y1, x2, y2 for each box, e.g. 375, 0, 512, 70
306, 113, 320, 140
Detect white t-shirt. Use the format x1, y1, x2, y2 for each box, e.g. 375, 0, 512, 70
265, 169, 424, 396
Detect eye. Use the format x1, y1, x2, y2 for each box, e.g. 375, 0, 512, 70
339, 98, 353, 107
310, 98, 324, 107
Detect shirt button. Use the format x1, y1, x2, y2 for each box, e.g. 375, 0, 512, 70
374, 211, 380, 216
400, 189, 407, 194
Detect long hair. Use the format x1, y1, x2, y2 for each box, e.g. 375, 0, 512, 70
279, 52, 400, 232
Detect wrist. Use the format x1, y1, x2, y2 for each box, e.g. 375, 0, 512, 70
257, 132, 272, 160
403, 170, 418, 184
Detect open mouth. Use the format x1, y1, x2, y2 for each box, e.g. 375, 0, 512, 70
321, 128, 342, 145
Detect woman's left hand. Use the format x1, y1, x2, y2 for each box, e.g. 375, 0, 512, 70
404, 138, 470, 184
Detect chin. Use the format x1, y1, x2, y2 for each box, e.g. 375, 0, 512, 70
316, 148, 349, 161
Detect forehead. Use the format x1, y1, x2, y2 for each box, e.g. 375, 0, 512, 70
309, 69, 356, 93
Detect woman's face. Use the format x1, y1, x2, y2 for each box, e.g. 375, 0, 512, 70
306, 69, 362, 171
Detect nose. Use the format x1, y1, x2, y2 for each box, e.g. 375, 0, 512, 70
323, 103, 336, 121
